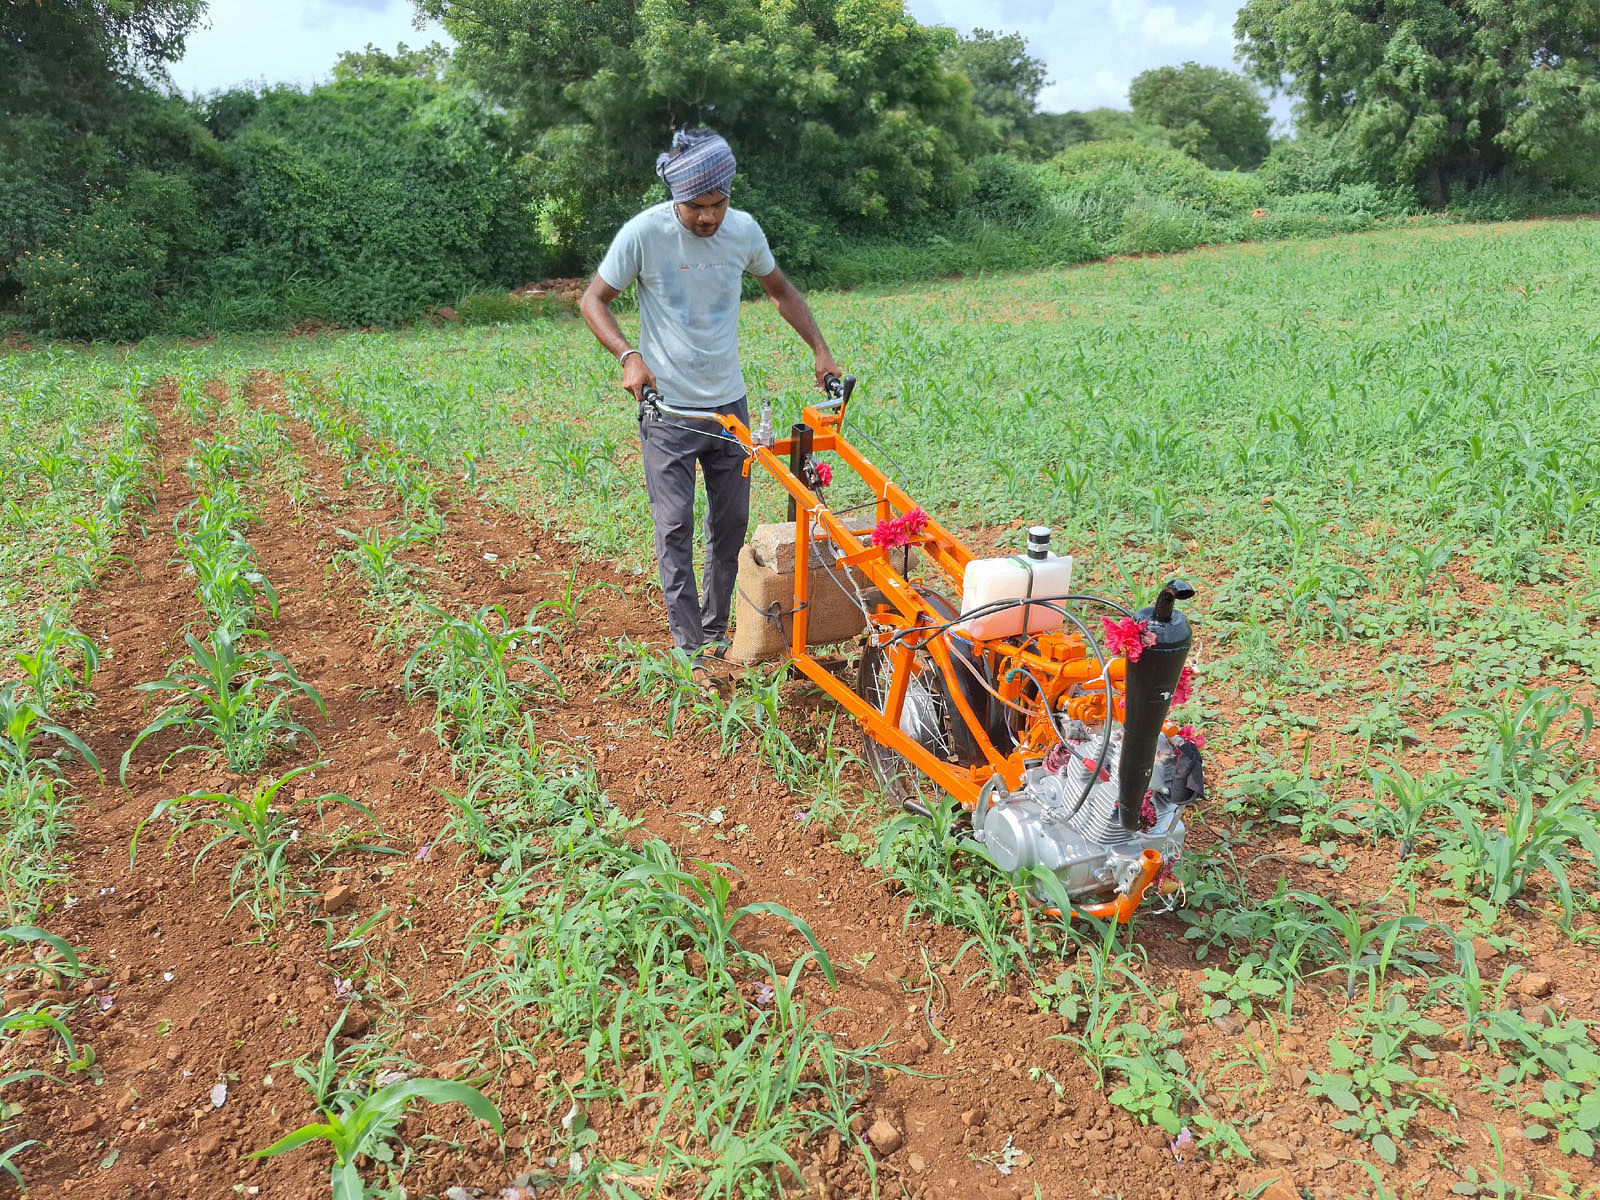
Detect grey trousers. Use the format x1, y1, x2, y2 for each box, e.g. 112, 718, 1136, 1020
639, 396, 750, 653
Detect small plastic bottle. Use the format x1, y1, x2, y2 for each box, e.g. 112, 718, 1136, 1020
754, 397, 775, 448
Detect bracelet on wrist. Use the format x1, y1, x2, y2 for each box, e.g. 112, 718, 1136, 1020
618, 348, 642, 367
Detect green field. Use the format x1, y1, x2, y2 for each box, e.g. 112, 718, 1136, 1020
3, 219, 1599, 1198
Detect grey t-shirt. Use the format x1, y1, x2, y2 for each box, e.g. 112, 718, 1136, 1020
597, 202, 776, 409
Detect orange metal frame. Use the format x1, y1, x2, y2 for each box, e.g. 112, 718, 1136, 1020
688, 398, 1163, 921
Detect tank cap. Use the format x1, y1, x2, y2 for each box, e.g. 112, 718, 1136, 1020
1027, 525, 1051, 560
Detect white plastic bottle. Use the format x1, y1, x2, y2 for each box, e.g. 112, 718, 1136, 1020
754, 397, 775, 448
958, 526, 1073, 640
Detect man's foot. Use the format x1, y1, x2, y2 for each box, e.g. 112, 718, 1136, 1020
689, 662, 726, 696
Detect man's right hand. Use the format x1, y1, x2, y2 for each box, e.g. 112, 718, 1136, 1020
622, 354, 657, 399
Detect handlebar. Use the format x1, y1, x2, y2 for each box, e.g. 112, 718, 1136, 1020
640, 374, 856, 422
638, 385, 726, 424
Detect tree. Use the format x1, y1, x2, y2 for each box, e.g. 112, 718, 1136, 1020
0, 0, 204, 103
413, 0, 979, 269
333, 41, 454, 83
945, 27, 1045, 145
1235, 0, 1600, 204
1, 0, 211, 303
1129, 61, 1271, 170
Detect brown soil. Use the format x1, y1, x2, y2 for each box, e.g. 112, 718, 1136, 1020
3, 373, 1596, 1200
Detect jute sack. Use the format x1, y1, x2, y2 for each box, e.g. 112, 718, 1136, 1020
727, 544, 872, 663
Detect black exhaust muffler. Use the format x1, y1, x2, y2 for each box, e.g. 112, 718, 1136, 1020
1118, 579, 1195, 832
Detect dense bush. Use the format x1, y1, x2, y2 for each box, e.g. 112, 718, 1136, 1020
1254, 131, 1367, 199
5, 42, 542, 337
970, 154, 1051, 223
1050, 141, 1262, 221
14, 196, 167, 339
1446, 177, 1600, 222
1120, 197, 1213, 254
193, 78, 542, 329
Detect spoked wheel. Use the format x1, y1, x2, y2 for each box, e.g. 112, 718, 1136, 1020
855, 633, 960, 808
853, 591, 988, 810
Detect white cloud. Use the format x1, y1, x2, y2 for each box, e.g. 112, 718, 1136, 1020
168, 0, 449, 95
1041, 69, 1125, 113
1109, 0, 1222, 48
301, 0, 408, 33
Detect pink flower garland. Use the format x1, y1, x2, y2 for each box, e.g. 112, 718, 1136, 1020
871, 507, 928, 549
1172, 664, 1195, 707
812, 460, 832, 487
1101, 616, 1156, 663
1175, 723, 1205, 750
1139, 791, 1157, 830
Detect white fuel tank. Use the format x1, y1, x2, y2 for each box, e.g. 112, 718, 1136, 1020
958, 550, 1073, 640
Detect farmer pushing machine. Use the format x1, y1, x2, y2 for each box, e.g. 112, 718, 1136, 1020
582, 128, 1206, 922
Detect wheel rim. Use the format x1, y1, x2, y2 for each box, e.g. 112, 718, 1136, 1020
856, 636, 953, 802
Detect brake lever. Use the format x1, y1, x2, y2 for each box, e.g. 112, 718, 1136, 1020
638, 384, 663, 422
820, 373, 856, 410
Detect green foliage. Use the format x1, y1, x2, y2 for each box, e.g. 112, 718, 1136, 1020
1129, 61, 1273, 170
131, 764, 384, 925
332, 41, 452, 83
1255, 129, 1372, 197
422, 0, 979, 267
204, 76, 542, 328
970, 154, 1051, 223
251, 1077, 502, 1200
0, 0, 215, 306
14, 195, 166, 340
0, 925, 82, 982
121, 626, 326, 780
1050, 141, 1262, 221
0, 682, 101, 789
1308, 992, 1450, 1164
12, 608, 98, 710
1236, 0, 1600, 203
403, 603, 565, 758
945, 28, 1046, 150
1267, 182, 1415, 220
1039, 140, 1264, 255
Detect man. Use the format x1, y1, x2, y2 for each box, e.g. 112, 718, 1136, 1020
580, 128, 839, 679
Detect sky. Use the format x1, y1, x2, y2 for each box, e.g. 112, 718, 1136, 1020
167, 0, 1291, 129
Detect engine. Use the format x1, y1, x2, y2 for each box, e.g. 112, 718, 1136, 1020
971, 726, 1195, 904
971, 578, 1204, 907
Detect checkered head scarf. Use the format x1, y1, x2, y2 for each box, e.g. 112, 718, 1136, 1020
656, 128, 736, 202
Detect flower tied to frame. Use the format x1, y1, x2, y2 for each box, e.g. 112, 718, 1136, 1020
1172, 663, 1196, 707
870, 507, 928, 549
1101, 616, 1155, 663
803, 457, 832, 490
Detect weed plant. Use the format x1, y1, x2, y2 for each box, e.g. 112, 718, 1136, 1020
457, 813, 878, 1196
444, 718, 596, 860
1307, 989, 1453, 1164
130, 764, 387, 925
403, 603, 564, 759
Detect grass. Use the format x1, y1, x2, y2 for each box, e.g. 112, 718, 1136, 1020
263, 219, 1600, 1186
4, 219, 1600, 1194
